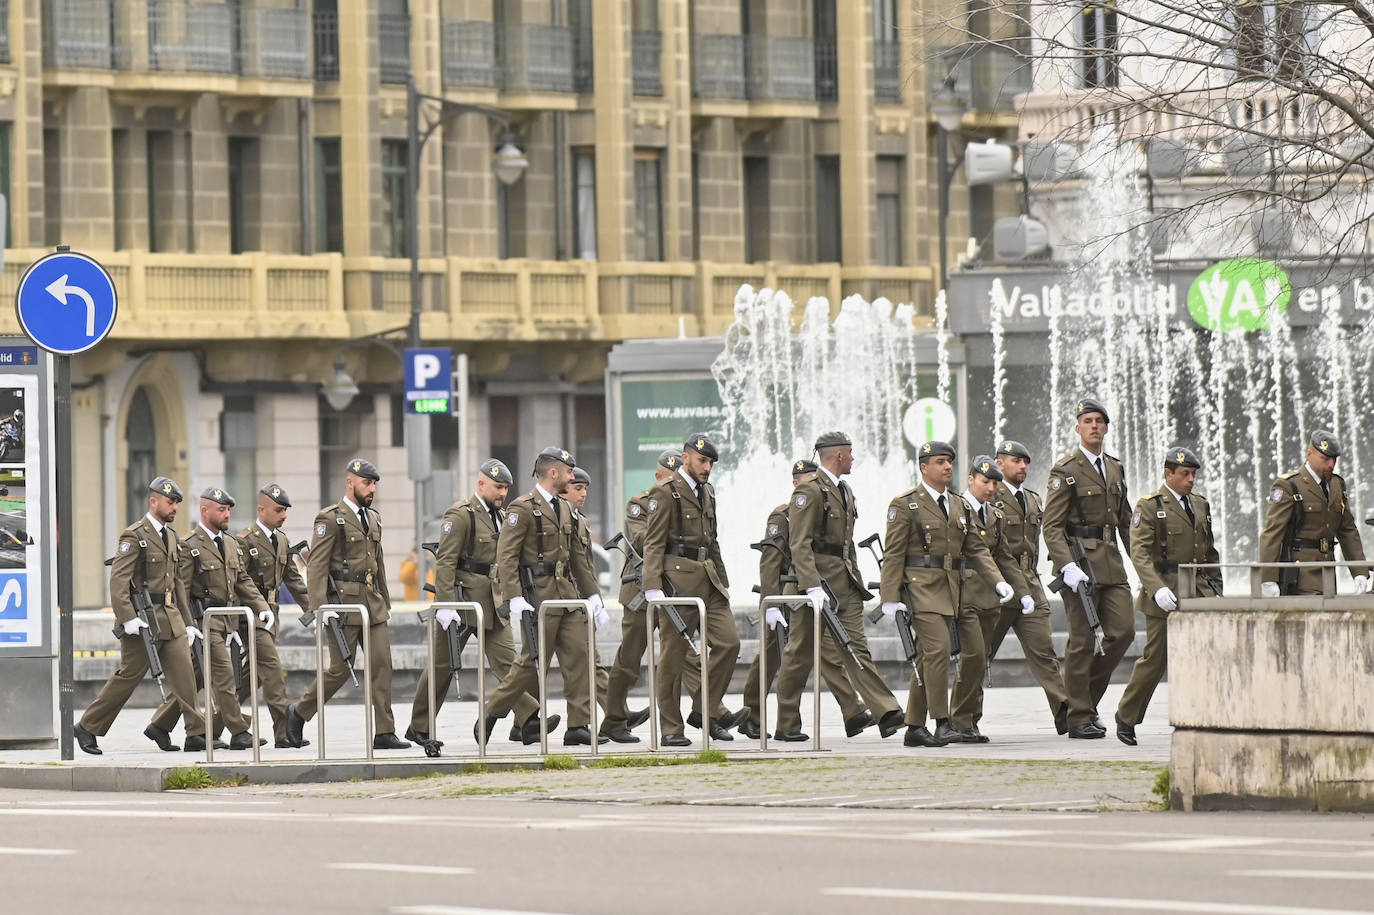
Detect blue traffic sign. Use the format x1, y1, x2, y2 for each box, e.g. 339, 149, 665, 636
15, 250, 119, 355
404, 347, 452, 415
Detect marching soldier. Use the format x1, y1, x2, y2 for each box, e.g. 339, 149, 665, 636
408, 459, 559, 748
149, 486, 272, 750
775, 433, 902, 741
567, 465, 615, 717
236, 483, 311, 747
1117, 446, 1221, 746
1259, 431, 1370, 597
475, 447, 606, 747
74, 477, 210, 755
286, 458, 410, 750
1042, 397, 1136, 739
600, 450, 692, 743
880, 442, 1013, 747
737, 458, 868, 740
641, 434, 741, 746
990, 441, 1070, 734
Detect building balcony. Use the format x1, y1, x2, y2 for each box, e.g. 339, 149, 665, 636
442, 19, 496, 89
378, 11, 410, 85
631, 30, 662, 97
498, 23, 575, 95
693, 34, 820, 113
0, 0, 10, 65
0, 250, 934, 343
874, 40, 901, 103
931, 43, 1031, 118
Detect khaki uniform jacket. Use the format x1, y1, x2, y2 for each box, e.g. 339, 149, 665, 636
1043, 449, 1131, 585
759, 504, 795, 597
307, 500, 391, 625
498, 489, 597, 605
1258, 468, 1368, 586
434, 496, 502, 626
994, 482, 1046, 604
180, 526, 271, 634
642, 474, 729, 599
237, 523, 310, 636
1129, 488, 1221, 616
110, 516, 192, 640
618, 490, 652, 607
879, 486, 1004, 616
787, 472, 865, 594
962, 498, 1021, 611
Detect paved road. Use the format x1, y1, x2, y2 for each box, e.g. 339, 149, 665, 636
2, 788, 1373, 915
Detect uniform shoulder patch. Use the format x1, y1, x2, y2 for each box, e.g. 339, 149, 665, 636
119, 540, 132, 554
767, 523, 779, 537
1131, 511, 1141, 528
629, 503, 642, 518
507, 511, 520, 526
1269, 488, 1285, 503
315, 522, 327, 537
1050, 477, 1062, 490
887, 507, 897, 522
647, 499, 659, 513
794, 494, 808, 508
442, 520, 453, 534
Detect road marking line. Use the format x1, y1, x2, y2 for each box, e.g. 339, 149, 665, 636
0, 846, 73, 856
1229, 869, 1374, 882
989, 798, 1097, 809
685, 794, 785, 804
1128, 837, 1274, 851
821, 887, 1374, 914
392, 907, 572, 915
902, 829, 1047, 842
835, 796, 935, 807
760, 794, 858, 806
909, 796, 1015, 808
328, 863, 473, 877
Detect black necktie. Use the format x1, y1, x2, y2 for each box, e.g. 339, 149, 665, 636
1015, 490, 1027, 516
214, 534, 225, 559
979, 505, 987, 525
269, 530, 279, 552
937, 494, 948, 519
839, 481, 850, 510
1320, 479, 1331, 501
551, 497, 561, 521
1095, 457, 1105, 481
1181, 495, 1195, 525
491, 508, 502, 533
161, 527, 169, 551
358, 508, 369, 533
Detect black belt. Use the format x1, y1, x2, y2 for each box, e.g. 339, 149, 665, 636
905, 554, 961, 570
334, 570, 373, 583
1015, 552, 1036, 569
457, 558, 492, 575
523, 561, 570, 578
666, 544, 708, 560
147, 591, 169, 605
1292, 538, 1333, 552
811, 540, 846, 558
1066, 523, 1112, 539
1156, 563, 1179, 575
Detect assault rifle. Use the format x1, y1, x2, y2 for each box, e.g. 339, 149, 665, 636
419, 540, 476, 674
294, 542, 360, 688
748, 537, 798, 654
605, 531, 700, 654
104, 555, 169, 702
859, 533, 920, 685
1048, 539, 1105, 655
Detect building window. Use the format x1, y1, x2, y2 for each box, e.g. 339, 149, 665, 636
743, 155, 770, 263
146, 130, 173, 253
498, 178, 526, 259
0, 122, 10, 245
633, 151, 663, 261
1235, 1, 1309, 78
220, 394, 257, 505
43, 128, 60, 247
488, 395, 520, 478
875, 156, 903, 267
126, 388, 156, 525
1080, 1, 1119, 89
815, 155, 841, 262
227, 137, 259, 254
315, 137, 342, 253
318, 394, 372, 500
381, 139, 408, 258
573, 149, 597, 259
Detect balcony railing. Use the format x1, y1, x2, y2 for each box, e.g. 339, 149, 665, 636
694, 34, 746, 99
748, 35, 815, 101
442, 20, 496, 88
239, 8, 309, 79
815, 38, 837, 102
44, 0, 116, 69
874, 40, 901, 102
931, 44, 1031, 113
313, 9, 339, 81
0, 0, 10, 64
147, 3, 237, 75
631, 30, 662, 96
499, 23, 574, 93
379, 13, 410, 84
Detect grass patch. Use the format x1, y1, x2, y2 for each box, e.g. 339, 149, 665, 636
464, 763, 489, 775
441, 785, 538, 798
587, 749, 728, 769
1152, 766, 1172, 808
543, 754, 579, 771
380, 770, 448, 783
164, 766, 214, 790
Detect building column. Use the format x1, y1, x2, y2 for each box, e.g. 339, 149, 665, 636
592, 0, 631, 261
836, 0, 873, 266
339, 1, 377, 266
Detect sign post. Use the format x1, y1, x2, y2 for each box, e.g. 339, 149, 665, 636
403, 347, 451, 599
15, 246, 118, 759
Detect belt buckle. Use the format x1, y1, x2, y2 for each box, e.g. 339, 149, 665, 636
943, 556, 954, 571
365, 571, 374, 586
1321, 538, 1331, 553
164, 592, 173, 607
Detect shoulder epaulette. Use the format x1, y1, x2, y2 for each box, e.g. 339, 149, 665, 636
1105, 452, 1123, 465
1146, 489, 1163, 501
1024, 487, 1041, 499
633, 490, 650, 500
1279, 470, 1299, 480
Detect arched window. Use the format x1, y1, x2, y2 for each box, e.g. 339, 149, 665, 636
125, 388, 156, 524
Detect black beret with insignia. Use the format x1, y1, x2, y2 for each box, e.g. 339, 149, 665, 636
149, 476, 184, 502
995, 440, 1031, 460
684, 433, 719, 461
345, 457, 380, 481
571, 466, 591, 485
813, 431, 852, 451
200, 486, 235, 507
1163, 446, 1201, 469
657, 450, 682, 471
1310, 430, 1341, 458
918, 440, 956, 462
791, 458, 819, 476
479, 458, 513, 484
535, 446, 577, 469
1074, 397, 1110, 423
260, 483, 291, 507
969, 455, 1003, 481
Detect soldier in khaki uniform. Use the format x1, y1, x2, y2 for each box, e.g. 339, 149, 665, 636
286, 458, 410, 750
148, 487, 272, 750
642, 434, 741, 746
1042, 397, 1135, 739
1259, 431, 1370, 598
476, 447, 607, 747
1117, 446, 1221, 746
236, 483, 311, 747
74, 477, 210, 755
776, 433, 902, 742
737, 458, 868, 740
600, 450, 686, 743
567, 466, 616, 716
879, 441, 1013, 747
991, 441, 1070, 734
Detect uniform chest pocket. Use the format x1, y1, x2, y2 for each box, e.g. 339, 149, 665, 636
347, 534, 364, 545
1030, 511, 1043, 525
1075, 485, 1106, 516
684, 511, 696, 521
199, 559, 220, 573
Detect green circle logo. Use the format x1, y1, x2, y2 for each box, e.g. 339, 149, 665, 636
1187, 258, 1291, 331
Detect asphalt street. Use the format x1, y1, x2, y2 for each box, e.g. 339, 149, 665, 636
2, 789, 1373, 915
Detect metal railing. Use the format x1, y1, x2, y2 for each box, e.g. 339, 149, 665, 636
499, 23, 574, 93
239, 7, 309, 79
930, 43, 1031, 113
313, 8, 339, 80
147, 2, 235, 74
423, 602, 487, 758
0, 0, 10, 64
312, 604, 372, 760
693, 34, 746, 99
442, 19, 496, 89
200, 607, 260, 765
755, 595, 823, 751
631, 30, 662, 96
1179, 562, 1374, 608
43, 0, 117, 69
748, 35, 815, 101
644, 597, 712, 753
532, 600, 599, 756
814, 38, 837, 102
378, 12, 410, 85
874, 39, 901, 102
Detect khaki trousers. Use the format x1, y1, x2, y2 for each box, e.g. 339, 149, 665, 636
654, 591, 740, 735
1117, 611, 1167, 726
1061, 583, 1135, 727
81, 631, 206, 738
410, 618, 539, 734
296, 620, 396, 734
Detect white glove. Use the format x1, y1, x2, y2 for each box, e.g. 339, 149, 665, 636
1060, 563, 1089, 593
592, 605, 610, 629
879, 601, 903, 620
122, 617, 149, 636
644, 589, 666, 604
586, 593, 605, 616
185, 625, 202, 644
319, 608, 339, 624
258, 609, 275, 629
995, 581, 1015, 603
508, 596, 533, 622
1020, 595, 1035, 615
435, 607, 460, 630
765, 606, 789, 629
226, 631, 243, 651
1154, 587, 1178, 613
1355, 575, 1371, 595
805, 586, 828, 611
1260, 581, 1280, 598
